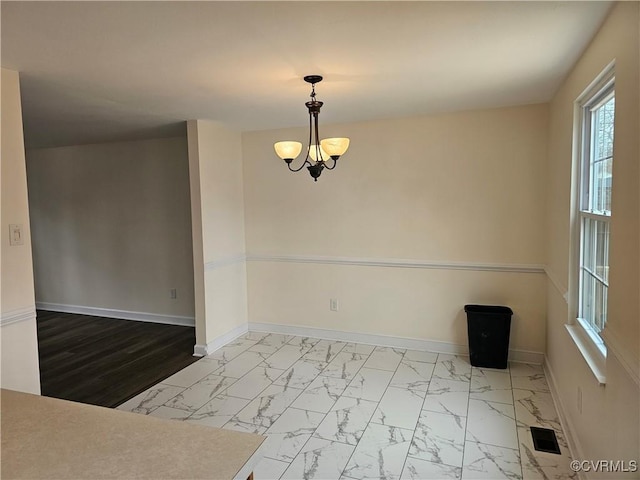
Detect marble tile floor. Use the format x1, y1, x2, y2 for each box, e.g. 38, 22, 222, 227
117, 332, 576, 480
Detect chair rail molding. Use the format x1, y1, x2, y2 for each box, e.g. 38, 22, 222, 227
204, 253, 247, 272
247, 253, 545, 274
0, 306, 37, 327
544, 266, 569, 303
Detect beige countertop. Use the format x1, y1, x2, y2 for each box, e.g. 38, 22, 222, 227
1, 389, 265, 480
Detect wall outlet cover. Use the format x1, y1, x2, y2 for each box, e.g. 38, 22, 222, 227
9, 224, 24, 246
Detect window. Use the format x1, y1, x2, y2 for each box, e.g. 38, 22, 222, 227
575, 69, 615, 354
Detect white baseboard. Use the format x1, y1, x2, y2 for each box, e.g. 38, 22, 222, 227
193, 323, 249, 357
508, 348, 545, 365
36, 302, 195, 327
544, 357, 585, 477
0, 306, 37, 327
248, 322, 544, 364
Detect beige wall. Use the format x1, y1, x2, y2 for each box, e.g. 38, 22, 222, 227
26, 137, 195, 322
1, 68, 41, 394
187, 120, 247, 348
545, 2, 639, 472
243, 104, 549, 355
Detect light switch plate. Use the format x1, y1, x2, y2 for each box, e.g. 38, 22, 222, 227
9, 224, 24, 246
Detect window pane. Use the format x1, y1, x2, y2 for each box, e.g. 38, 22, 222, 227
595, 219, 609, 283
593, 281, 607, 333
592, 158, 613, 213
582, 217, 609, 283
580, 269, 608, 334
590, 96, 614, 213
592, 158, 612, 212
580, 269, 595, 325
594, 97, 615, 159
582, 217, 595, 272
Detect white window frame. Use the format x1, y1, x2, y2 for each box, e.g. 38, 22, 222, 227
566, 62, 615, 385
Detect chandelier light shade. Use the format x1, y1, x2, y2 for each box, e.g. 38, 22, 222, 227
274, 141, 302, 160
321, 137, 350, 157
274, 75, 350, 181
307, 144, 331, 162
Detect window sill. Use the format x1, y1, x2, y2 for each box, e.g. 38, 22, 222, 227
565, 323, 607, 385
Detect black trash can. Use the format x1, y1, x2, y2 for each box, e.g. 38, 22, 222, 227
464, 304, 513, 369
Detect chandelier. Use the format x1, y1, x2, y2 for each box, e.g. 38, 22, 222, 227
274, 75, 350, 181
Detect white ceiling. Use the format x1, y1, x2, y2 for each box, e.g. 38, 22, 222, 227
2, 1, 612, 148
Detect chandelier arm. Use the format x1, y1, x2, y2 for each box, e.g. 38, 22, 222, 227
302, 110, 314, 165
286, 160, 310, 173
323, 158, 338, 170
285, 114, 313, 173
286, 107, 314, 172
314, 113, 325, 163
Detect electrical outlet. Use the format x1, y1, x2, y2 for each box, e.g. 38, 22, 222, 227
170, 288, 177, 299
577, 386, 582, 414
330, 298, 338, 312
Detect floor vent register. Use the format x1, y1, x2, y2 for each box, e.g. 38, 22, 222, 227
530, 426, 562, 455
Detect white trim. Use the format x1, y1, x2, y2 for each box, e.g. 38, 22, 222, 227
193, 344, 209, 357
543, 357, 585, 479
575, 317, 606, 356
193, 323, 248, 357
507, 348, 544, 365
566, 63, 616, 390
600, 328, 640, 387
247, 253, 545, 274
544, 266, 569, 303
204, 254, 246, 271
579, 211, 611, 222
36, 302, 195, 327
565, 324, 606, 384
248, 321, 544, 364
575, 60, 616, 105
0, 306, 37, 327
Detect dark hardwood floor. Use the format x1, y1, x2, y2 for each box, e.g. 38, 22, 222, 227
36, 310, 199, 408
